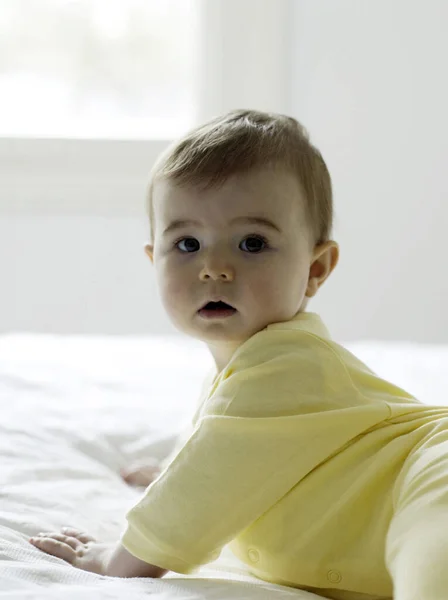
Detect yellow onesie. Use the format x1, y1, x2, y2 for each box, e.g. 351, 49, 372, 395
121, 312, 448, 600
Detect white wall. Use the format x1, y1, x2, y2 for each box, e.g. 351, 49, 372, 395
289, 0, 448, 343
2, 0, 447, 342
0, 139, 177, 335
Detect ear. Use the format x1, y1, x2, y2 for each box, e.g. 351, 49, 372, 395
305, 241, 339, 298
144, 243, 154, 264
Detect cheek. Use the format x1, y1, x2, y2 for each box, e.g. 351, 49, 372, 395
246, 255, 308, 301
244, 262, 284, 302
249, 256, 288, 283
156, 259, 191, 307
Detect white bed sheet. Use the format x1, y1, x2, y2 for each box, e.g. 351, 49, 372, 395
1, 333, 448, 600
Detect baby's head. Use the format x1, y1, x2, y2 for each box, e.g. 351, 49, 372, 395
144, 109, 339, 367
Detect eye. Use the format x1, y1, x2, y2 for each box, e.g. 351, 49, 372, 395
239, 235, 269, 253
175, 237, 200, 253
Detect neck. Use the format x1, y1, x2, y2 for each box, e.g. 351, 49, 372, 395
206, 339, 243, 374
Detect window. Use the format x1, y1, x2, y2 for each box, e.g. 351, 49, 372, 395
0, 0, 294, 216
0, 0, 199, 139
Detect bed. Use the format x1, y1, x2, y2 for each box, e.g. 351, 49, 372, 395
1, 332, 448, 599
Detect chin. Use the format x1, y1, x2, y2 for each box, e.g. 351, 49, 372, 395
193, 322, 250, 343
173, 311, 268, 343
198, 330, 246, 344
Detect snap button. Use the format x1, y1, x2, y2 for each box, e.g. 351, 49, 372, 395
327, 570, 342, 584
247, 548, 260, 563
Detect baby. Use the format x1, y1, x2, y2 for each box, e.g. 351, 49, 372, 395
30, 110, 448, 600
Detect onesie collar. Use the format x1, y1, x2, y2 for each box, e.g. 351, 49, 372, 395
266, 311, 331, 340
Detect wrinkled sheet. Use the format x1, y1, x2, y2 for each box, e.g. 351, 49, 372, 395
1, 332, 447, 599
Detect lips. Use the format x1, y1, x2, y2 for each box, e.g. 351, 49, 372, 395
201, 300, 234, 311
198, 300, 237, 319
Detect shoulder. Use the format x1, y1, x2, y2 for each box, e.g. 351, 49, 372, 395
229, 327, 347, 379
204, 329, 353, 418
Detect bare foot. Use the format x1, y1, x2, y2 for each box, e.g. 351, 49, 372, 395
120, 459, 162, 487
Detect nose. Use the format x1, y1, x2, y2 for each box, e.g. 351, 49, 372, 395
199, 254, 235, 282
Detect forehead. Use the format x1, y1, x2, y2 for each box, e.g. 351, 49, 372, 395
152, 168, 306, 228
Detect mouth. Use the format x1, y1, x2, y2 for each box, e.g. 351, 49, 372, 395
198, 300, 237, 319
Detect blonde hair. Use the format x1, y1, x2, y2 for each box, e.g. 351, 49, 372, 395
146, 109, 333, 245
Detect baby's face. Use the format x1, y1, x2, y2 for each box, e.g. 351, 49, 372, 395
148, 168, 315, 364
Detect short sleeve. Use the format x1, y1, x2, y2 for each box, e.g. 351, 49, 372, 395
121, 331, 388, 573
121, 411, 317, 573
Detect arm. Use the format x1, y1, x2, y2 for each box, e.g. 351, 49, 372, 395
105, 541, 169, 578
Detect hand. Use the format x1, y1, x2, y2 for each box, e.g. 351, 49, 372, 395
120, 458, 161, 487
29, 527, 112, 575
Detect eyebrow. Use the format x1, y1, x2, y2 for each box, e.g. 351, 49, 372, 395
162, 216, 282, 236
